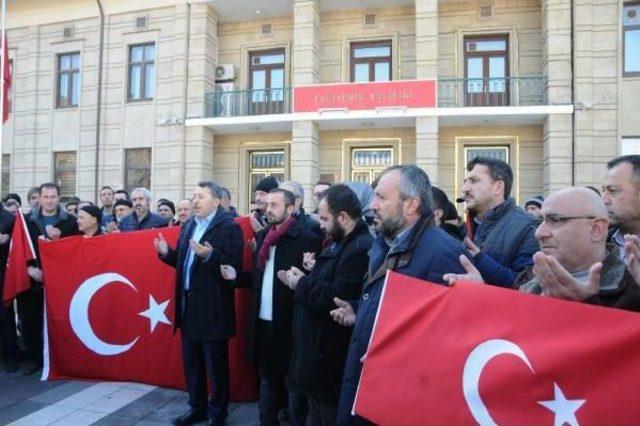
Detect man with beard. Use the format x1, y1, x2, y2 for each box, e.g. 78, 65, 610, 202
250, 176, 280, 233
602, 155, 640, 260
278, 184, 372, 425
329, 165, 468, 425
456, 157, 538, 286
118, 187, 167, 232
222, 188, 321, 425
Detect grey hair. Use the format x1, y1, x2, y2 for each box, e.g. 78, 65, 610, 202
279, 180, 304, 204
131, 187, 152, 201
198, 181, 223, 199
379, 165, 433, 215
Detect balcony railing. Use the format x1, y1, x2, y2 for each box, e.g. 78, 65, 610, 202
205, 87, 292, 118
437, 76, 547, 107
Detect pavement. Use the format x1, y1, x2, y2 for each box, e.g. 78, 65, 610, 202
0, 366, 259, 426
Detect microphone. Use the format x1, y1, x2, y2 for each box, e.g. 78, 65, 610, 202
455, 197, 465, 203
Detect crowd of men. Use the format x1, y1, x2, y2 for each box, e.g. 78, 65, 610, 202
1, 154, 640, 426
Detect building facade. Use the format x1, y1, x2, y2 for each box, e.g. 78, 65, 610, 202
3, 0, 639, 211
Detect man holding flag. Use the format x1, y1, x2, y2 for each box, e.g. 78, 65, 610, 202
17, 182, 78, 374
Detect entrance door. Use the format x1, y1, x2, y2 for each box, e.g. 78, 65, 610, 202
464, 35, 509, 106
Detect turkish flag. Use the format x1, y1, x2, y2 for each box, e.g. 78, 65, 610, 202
41, 227, 185, 389
1, 33, 11, 124
3, 213, 36, 305
354, 271, 640, 425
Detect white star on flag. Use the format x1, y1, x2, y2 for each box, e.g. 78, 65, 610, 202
538, 382, 586, 426
138, 295, 171, 332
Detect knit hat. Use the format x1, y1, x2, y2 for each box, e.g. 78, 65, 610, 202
157, 199, 176, 215
114, 199, 133, 209
254, 176, 279, 194
80, 204, 103, 224
524, 195, 544, 209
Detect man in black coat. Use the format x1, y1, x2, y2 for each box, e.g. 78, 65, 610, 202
0, 206, 17, 371
20, 182, 79, 374
228, 188, 321, 426
155, 181, 243, 426
279, 184, 373, 425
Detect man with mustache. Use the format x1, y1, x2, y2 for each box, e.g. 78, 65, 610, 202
330, 165, 467, 425
459, 157, 538, 286
118, 187, 167, 232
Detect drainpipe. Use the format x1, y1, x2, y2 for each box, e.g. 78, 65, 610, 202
570, 0, 576, 186
94, 0, 105, 203
180, 2, 191, 198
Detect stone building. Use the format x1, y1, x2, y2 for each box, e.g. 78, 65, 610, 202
3, 0, 639, 212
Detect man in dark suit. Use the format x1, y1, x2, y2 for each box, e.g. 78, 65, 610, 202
223, 188, 321, 426
154, 181, 243, 426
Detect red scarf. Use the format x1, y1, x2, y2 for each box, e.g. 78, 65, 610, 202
257, 216, 295, 270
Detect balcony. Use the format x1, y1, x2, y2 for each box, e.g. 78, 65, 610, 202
205, 87, 292, 118
437, 76, 548, 107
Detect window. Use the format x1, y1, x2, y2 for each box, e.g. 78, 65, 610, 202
1, 154, 9, 199
350, 147, 394, 184
54, 151, 77, 201
56, 52, 80, 108
248, 150, 286, 205
464, 146, 510, 165
128, 43, 155, 101
125, 148, 151, 193
249, 49, 285, 114
464, 34, 509, 106
624, 3, 640, 76
350, 40, 392, 82
621, 137, 640, 155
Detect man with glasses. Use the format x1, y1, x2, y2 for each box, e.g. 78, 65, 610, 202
445, 187, 640, 311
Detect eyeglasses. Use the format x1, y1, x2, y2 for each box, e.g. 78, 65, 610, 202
540, 214, 599, 228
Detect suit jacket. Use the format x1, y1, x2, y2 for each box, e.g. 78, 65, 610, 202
289, 219, 373, 404
160, 206, 243, 340
245, 218, 321, 374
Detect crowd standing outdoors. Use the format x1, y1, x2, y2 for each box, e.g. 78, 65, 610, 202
1, 155, 640, 426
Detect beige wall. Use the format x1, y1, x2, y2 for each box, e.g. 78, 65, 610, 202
438, 0, 543, 78
438, 125, 544, 204
622, 79, 640, 136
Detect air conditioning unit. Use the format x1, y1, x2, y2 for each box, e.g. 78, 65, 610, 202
212, 83, 235, 117
215, 64, 236, 82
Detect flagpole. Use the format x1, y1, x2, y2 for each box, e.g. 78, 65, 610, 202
0, 0, 6, 194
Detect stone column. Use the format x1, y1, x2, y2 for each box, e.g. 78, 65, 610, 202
291, 121, 319, 209
292, 0, 321, 207
414, 0, 439, 182
182, 4, 218, 193
572, 0, 619, 186
541, 0, 573, 193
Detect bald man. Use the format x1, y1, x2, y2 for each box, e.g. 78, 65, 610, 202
446, 187, 640, 311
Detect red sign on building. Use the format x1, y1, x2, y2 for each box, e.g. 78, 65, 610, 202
293, 80, 436, 113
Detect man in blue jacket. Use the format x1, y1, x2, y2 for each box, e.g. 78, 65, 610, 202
330, 165, 468, 425
118, 187, 167, 232
459, 157, 538, 286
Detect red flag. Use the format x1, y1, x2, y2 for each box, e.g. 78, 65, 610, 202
229, 216, 258, 401
2, 33, 11, 124
2, 213, 36, 304
40, 226, 257, 401
354, 271, 640, 425
41, 227, 185, 389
